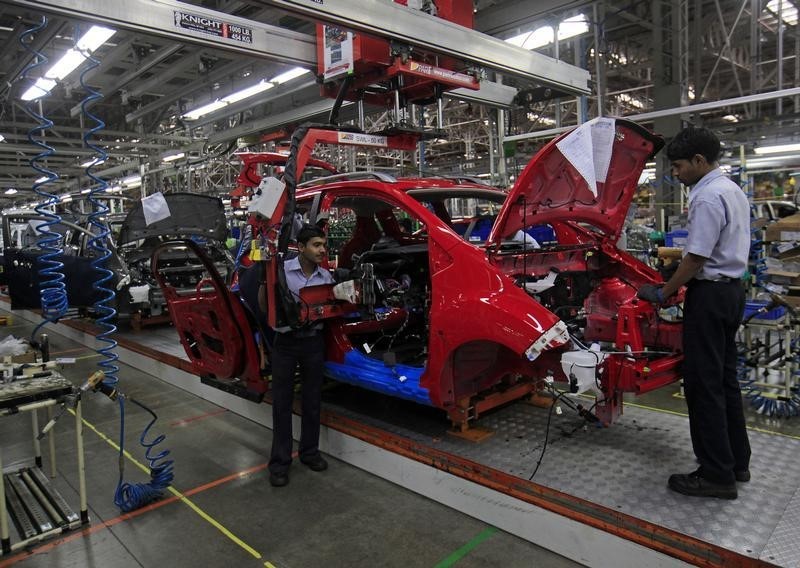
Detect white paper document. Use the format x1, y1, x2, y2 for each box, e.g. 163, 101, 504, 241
555, 117, 616, 197
141, 192, 171, 226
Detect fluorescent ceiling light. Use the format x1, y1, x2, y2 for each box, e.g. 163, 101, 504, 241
80, 188, 91, 194
122, 175, 141, 187
638, 168, 655, 184
22, 79, 57, 101
34, 176, 49, 184
5, 188, 17, 195
506, 14, 588, 50
183, 100, 227, 120
162, 152, 185, 163
270, 67, 310, 84
47, 50, 87, 80
20, 25, 116, 101
76, 26, 116, 52
222, 81, 272, 104
743, 157, 792, 167
766, 0, 798, 25
0, 134, 5, 142
754, 143, 800, 155
80, 158, 103, 168
182, 67, 310, 120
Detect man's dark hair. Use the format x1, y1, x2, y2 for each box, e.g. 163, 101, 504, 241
296, 224, 325, 245
666, 126, 721, 163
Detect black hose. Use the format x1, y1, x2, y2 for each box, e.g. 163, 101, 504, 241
328, 75, 354, 125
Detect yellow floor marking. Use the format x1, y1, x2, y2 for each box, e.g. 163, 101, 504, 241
69, 408, 273, 563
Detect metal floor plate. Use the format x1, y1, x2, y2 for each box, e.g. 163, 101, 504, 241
761, 486, 800, 567
322, 389, 800, 566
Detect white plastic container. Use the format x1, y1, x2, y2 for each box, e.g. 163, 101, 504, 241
560, 347, 606, 394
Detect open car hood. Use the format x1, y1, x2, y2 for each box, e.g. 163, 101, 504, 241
117, 193, 227, 245
488, 118, 663, 245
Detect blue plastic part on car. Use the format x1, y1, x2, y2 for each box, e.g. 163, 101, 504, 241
325, 349, 431, 405
527, 224, 556, 244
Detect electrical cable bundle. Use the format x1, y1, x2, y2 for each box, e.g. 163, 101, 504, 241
528, 383, 600, 481
18, 16, 69, 343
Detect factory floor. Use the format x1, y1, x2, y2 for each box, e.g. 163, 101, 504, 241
0, 311, 583, 568
631, 372, 800, 438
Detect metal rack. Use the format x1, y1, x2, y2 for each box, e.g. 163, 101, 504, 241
740, 313, 800, 416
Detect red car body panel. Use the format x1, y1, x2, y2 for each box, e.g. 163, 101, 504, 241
162, 120, 682, 426
489, 119, 660, 244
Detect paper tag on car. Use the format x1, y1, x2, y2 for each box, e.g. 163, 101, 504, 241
332, 280, 357, 303
141, 192, 171, 226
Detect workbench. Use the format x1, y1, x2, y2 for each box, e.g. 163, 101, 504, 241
0, 372, 89, 555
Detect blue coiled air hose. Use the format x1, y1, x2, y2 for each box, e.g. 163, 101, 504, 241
78, 40, 173, 511
18, 17, 68, 343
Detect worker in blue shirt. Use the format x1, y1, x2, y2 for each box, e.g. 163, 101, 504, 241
638, 126, 751, 500
268, 224, 334, 487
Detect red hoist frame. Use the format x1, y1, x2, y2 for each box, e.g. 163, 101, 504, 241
316, 0, 479, 106
249, 128, 420, 331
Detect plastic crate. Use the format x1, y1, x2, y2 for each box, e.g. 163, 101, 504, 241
665, 229, 689, 247
743, 300, 786, 320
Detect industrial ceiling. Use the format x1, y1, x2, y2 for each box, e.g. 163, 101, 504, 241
0, 0, 797, 206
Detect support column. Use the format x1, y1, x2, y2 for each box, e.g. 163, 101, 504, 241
653, 0, 684, 229
593, 3, 606, 116
750, 0, 760, 119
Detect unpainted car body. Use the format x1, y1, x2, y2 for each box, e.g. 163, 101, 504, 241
3, 193, 232, 326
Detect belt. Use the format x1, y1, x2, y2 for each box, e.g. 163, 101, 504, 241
281, 328, 322, 338
692, 276, 740, 284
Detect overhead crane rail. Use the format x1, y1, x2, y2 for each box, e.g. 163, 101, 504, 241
6, 0, 588, 102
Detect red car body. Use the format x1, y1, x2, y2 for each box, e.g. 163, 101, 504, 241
159, 119, 682, 427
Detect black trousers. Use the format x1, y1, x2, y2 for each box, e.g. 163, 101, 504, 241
268, 332, 325, 475
682, 279, 750, 484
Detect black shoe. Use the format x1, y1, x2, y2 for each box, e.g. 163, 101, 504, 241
668, 473, 737, 499
269, 471, 289, 487
690, 466, 750, 483
300, 454, 328, 472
